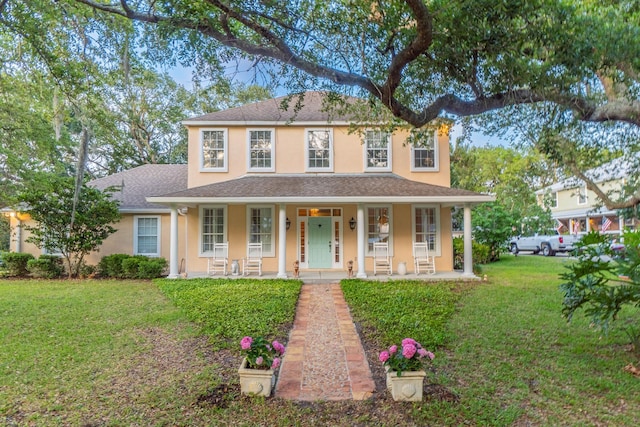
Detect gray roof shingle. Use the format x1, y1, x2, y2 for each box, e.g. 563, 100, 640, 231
184, 91, 371, 124
89, 164, 188, 211
149, 174, 492, 204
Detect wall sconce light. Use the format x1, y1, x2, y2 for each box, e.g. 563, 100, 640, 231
349, 217, 356, 231
286, 217, 291, 230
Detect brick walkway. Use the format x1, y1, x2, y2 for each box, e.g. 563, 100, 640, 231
275, 283, 375, 401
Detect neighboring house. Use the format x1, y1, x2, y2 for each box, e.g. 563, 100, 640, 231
535, 158, 637, 235
9, 91, 493, 277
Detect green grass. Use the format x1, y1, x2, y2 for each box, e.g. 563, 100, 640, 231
341, 279, 463, 348
156, 278, 302, 348
2, 258, 640, 426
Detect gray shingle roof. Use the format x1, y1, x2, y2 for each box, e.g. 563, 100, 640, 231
184, 91, 371, 124
148, 174, 493, 204
89, 164, 188, 211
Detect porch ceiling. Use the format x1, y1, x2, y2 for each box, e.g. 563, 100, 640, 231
146, 174, 494, 206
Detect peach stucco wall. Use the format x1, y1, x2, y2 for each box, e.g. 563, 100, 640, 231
187, 125, 451, 189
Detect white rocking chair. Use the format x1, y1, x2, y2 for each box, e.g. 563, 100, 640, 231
243, 242, 263, 276
207, 241, 229, 276
373, 241, 392, 276
413, 241, 435, 275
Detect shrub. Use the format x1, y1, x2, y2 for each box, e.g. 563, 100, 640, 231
138, 258, 167, 279
98, 254, 167, 279
26, 255, 64, 279
97, 254, 130, 278
453, 237, 492, 270
1, 252, 35, 277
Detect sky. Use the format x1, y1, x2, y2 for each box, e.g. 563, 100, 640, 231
168, 64, 504, 147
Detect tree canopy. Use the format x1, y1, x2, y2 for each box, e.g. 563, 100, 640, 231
2, 0, 639, 211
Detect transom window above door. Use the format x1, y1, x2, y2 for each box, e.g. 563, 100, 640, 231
305, 129, 333, 172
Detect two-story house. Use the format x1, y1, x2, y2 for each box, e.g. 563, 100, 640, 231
535, 158, 636, 235
8, 92, 493, 277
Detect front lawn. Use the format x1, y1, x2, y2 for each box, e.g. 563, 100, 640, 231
1, 257, 639, 426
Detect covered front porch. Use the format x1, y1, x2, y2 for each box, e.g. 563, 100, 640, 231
147, 175, 494, 280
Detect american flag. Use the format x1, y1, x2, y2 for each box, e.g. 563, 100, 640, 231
602, 217, 612, 232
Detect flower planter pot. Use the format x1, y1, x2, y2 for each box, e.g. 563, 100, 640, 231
238, 358, 276, 397
385, 367, 426, 401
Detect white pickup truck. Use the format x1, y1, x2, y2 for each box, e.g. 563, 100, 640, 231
509, 231, 580, 256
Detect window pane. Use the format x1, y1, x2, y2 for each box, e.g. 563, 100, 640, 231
249, 207, 273, 253
136, 217, 158, 254
202, 130, 225, 168
250, 130, 272, 169
414, 147, 435, 168
202, 208, 224, 252
308, 130, 330, 168
365, 130, 389, 168
367, 207, 390, 252
415, 208, 437, 251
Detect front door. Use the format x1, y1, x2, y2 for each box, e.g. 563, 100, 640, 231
308, 217, 333, 268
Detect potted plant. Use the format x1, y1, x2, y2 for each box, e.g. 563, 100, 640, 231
238, 336, 286, 397
379, 337, 434, 401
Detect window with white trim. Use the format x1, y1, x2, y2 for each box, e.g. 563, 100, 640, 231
201, 129, 228, 171
248, 129, 275, 172
410, 131, 438, 171
366, 206, 392, 254
544, 191, 558, 208
200, 206, 226, 254
134, 216, 160, 256
248, 206, 274, 256
306, 129, 333, 171
364, 130, 391, 171
577, 187, 587, 205
413, 206, 440, 255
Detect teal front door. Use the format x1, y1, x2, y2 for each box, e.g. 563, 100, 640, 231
308, 217, 333, 268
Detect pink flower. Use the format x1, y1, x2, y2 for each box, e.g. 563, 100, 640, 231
255, 356, 264, 365
402, 343, 417, 359
240, 336, 253, 350
379, 351, 390, 363
389, 345, 398, 354
417, 348, 428, 358
426, 351, 435, 360
402, 338, 417, 347
271, 357, 281, 369
272, 340, 286, 354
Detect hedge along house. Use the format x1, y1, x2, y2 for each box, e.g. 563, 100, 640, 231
148, 92, 493, 278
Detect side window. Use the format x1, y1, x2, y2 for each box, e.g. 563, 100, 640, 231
248, 129, 275, 172
134, 216, 160, 256
364, 130, 391, 171
201, 129, 228, 172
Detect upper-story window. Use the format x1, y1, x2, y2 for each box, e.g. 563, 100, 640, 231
306, 129, 333, 172
248, 129, 275, 172
201, 129, 228, 172
544, 191, 558, 208
410, 131, 438, 171
577, 186, 587, 205
364, 130, 392, 171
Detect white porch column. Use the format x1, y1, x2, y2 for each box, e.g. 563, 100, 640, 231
277, 204, 288, 278
356, 204, 367, 278
14, 217, 23, 253
463, 203, 474, 277
168, 206, 179, 279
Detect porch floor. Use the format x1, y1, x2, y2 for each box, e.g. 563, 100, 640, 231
187, 270, 478, 283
